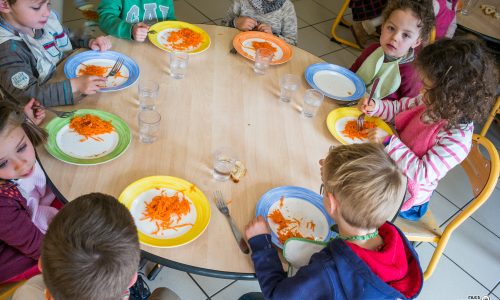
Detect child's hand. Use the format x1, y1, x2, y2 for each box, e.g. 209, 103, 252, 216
234, 17, 258, 31
132, 23, 150, 42
357, 97, 375, 114
23, 98, 45, 125
89, 36, 112, 51
365, 128, 389, 144
245, 216, 271, 240
256, 23, 272, 34
70, 76, 107, 95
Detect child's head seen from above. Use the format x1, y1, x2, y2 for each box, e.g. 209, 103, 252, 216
0, 101, 47, 181
0, 0, 51, 34
321, 143, 406, 230
380, 0, 435, 58
416, 38, 497, 128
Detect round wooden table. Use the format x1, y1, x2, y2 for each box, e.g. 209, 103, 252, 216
457, 0, 500, 43
40, 25, 342, 279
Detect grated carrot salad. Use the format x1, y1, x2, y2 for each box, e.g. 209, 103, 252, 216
165, 28, 202, 51
69, 114, 114, 142
268, 209, 315, 244
78, 63, 110, 77
142, 190, 193, 236
251, 41, 277, 53
341, 120, 377, 140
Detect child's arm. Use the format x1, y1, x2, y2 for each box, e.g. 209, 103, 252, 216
359, 95, 424, 123
277, 1, 298, 45
97, 0, 134, 40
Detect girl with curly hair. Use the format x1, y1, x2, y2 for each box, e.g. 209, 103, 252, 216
357, 38, 497, 221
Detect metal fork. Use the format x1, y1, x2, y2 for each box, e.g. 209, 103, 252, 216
33, 105, 76, 118
214, 190, 250, 254
357, 77, 380, 131
106, 57, 125, 78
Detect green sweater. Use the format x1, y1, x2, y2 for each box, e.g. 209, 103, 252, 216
97, 0, 176, 40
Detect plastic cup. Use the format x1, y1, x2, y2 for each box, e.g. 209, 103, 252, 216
279, 74, 300, 103
213, 148, 236, 181
302, 89, 324, 118
170, 51, 189, 79
138, 80, 159, 110
138, 109, 161, 144
253, 48, 274, 75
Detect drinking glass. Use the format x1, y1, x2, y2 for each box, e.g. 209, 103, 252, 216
138, 109, 161, 144
253, 48, 274, 75
170, 51, 189, 79
279, 74, 300, 103
138, 80, 159, 110
302, 89, 324, 118
460, 0, 479, 15
213, 148, 236, 181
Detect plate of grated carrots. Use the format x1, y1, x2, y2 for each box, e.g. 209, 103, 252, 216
233, 31, 293, 65
64, 50, 140, 92
118, 176, 211, 248
45, 109, 131, 165
326, 107, 393, 145
256, 186, 335, 248
148, 21, 211, 54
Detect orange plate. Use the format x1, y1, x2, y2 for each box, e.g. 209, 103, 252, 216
232, 31, 293, 65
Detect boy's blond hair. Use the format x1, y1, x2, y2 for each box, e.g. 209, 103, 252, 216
322, 143, 406, 229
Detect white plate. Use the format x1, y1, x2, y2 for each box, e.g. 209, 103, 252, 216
56, 124, 119, 159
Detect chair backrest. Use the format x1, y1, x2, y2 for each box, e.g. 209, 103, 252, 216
480, 95, 500, 136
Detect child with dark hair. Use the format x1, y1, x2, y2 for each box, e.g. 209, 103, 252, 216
350, 0, 435, 101
358, 38, 497, 220
0, 99, 63, 284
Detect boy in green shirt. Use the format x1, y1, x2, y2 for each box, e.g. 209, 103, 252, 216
97, 0, 175, 42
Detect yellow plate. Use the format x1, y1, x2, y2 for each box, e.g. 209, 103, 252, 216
118, 176, 211, 248
148, 21, 211, 54
326, 107, 393, 145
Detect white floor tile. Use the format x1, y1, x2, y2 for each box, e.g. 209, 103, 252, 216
142, 266, 207, 300
428, 192, 460, 226
436, 165, 474, 208
211, 280, 262, 300
329, 22, 363, 50
312, 0, 350, 15
492, 284, 500, 298
185, 0, 232, 21
175, 0, 210, 24
491, 293, 500, 300
312, 19, 335, 37
471, 188, 500, 237
320, 49, 357, 68
190, 274, 234, 297
415, 243, 489, 300
440, 218, 500, 290
297, 27, 343, 57
297, 17, 309, 29
293, 0, 335, 24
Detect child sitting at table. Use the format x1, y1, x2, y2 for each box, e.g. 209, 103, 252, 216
433, 0, 458, 39
244, 143, 423, 299
0, 0, 112, 107
13, 192, 180, 300
358, 38, 497, 220
221, 0, 297, 45
350, 0, 435, 101
0, 100, 65, 284
97, 0, 176, 42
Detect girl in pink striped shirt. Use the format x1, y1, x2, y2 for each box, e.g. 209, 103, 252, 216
357, 38, 497, 220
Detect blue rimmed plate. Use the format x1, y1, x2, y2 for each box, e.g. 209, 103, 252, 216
64, 50, 140, 92
304, 63, 365, 101
256, 186, 335, 248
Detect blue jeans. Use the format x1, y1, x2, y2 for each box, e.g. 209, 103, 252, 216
239, 292, 265, 300
398, 202, 429, 221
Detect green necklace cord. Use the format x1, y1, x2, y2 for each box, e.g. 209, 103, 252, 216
338, 229, 379, 241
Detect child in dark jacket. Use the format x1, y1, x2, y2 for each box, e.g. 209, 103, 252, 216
245, 143, 423, 299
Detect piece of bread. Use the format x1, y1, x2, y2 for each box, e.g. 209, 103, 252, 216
231, 161, 247, 183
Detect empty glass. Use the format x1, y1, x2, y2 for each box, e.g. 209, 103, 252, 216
460, 0, 479, 15
279, 74, 300, 103
170, 51, 189, 79
138, 109, 161, 144
302, 89, 324, 118
253, 48, 274, 75
138, 80, 159, 110
213, 148, 236, 181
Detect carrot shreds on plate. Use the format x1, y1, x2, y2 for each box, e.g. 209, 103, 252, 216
142, 190, 193, 236
69, 114, 114, 142
251, 41, 277, 53
164, 28, 202, 51
77, 63, 111, 77
341, 120, 377, 140
279, 196, 284, 209
268, 209, 315, 244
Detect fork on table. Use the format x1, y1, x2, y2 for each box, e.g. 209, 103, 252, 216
214, 190, 250, 254
106, 57, 125, 78
356, 77, 380, 131
33, 104, 76, 118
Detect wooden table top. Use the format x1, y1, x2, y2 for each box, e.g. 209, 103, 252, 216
457, 0, 500, 41
40, 25, 342, 278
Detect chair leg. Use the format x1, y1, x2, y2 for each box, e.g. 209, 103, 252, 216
480, 96, 500, 136
147, 264, 163, 281
330, 0, 363, 50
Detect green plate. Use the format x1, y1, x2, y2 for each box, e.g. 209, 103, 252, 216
45, 109, 131, 165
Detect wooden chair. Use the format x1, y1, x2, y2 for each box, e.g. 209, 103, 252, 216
480, 95, 500, 137
394, 134, 499, 280
0, 281, 25, 300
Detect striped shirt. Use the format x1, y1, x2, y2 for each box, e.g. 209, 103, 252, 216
370, 95, 473, 207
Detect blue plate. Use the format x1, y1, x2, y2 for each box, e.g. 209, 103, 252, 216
304, 63, 365, 101
64, 50, 140, 92
256, 186, 335, 248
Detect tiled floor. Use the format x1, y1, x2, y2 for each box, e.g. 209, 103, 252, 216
61, 1, 500, 299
